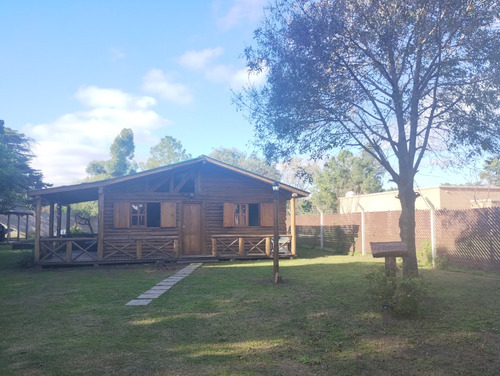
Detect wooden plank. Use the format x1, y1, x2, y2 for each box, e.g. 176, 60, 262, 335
223, 203, 235, 227
370, 241, 408, 258
161, 201, 177, 227
260, 203, 274, 227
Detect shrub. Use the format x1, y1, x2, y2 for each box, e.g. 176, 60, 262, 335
366, 268, 428, 318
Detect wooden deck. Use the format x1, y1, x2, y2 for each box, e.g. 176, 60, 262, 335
33, 235, 293, 266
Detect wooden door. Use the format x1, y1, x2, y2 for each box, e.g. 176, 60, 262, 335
182, 203, 202, 255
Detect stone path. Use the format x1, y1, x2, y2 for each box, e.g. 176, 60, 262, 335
125, 263, 202, 306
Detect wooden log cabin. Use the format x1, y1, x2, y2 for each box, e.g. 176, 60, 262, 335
29, 156, 309, 265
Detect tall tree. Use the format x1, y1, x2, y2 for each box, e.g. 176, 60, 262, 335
0, 120, 47, 212
86, 128, 136, 179
210, 147, 281, 180
141, 136, 191, 170
237, 0, 500, 276
311, 150, 385, 212
479, 157, 500, 187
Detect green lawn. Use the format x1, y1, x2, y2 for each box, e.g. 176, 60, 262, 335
0, 245, 499, 375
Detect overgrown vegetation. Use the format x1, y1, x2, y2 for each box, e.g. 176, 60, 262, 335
1, 245, 498, 375
366, 268, 428, 317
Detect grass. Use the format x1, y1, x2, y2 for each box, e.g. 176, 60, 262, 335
0, 245, 499, 375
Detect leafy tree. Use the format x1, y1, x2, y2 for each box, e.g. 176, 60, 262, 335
86, 128, 136, 178
77, 128, 136, 230
209, 147, 281, 180
237, 0, 500, 276
141, 136, 192, 170
311, 150, 385, 213
479, 157, 500, 187
0, 120, 48, 212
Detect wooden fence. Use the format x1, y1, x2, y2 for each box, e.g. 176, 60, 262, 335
290, 207, 500, 270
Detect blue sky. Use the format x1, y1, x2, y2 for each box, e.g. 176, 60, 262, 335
0, 0, 479, 188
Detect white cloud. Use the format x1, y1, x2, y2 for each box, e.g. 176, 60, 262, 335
24, 87, 170, 186
141, 69, 193, 105
216, 0, 266, 31
179, 47, 224, 70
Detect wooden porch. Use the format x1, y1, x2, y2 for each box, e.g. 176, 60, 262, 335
35, 234, 294, 266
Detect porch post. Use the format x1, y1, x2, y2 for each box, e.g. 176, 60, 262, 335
97, 187, 104, 261
66, 205, 71, 236
56, 204, 62, 238
34, 196, 41, 263
48, 202, 54, 238
273, 182, 280, 283
290, 193, 297, 257
25, 214, 29, 240
6, 213, 11, 242
16, 214, 21, 241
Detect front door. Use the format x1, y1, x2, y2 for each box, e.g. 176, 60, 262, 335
182, 203, 202, 255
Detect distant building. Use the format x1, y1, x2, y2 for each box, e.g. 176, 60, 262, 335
339, 185, 500, 213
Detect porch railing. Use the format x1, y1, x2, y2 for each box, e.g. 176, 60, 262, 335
38, 236, 178, 264
211, 235, 292, 257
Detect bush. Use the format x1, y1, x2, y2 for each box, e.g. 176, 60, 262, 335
17, 250, 35, 268
366, 268, 428, 318
417, 239, 433, 267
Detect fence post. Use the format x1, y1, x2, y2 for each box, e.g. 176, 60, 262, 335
358, 203, 366, 255
320, 210, 324, 250
422, 197, 436, 267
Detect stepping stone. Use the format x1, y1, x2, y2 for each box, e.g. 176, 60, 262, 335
126, 299, 152, 306
138, 292, 164, 299
150, 285, 172, 291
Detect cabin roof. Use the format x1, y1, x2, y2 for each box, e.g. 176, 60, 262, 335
29, 155, 309, 204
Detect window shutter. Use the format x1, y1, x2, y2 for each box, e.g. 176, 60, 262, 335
223, 203, 235, 227
260, 203, 274, 227
161, 201, 177, 228
113, 202, 130, 228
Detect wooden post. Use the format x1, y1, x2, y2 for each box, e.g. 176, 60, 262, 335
238, 237, 245, 255
66, 240, 72, 262
34, 196, 41, 263
25, 214, 29, 240
97, 187, 104, 261
174, 239, 179, 258
273, 182, 280, 283
136, 239, 143, 260
265, 236, 272, 256
290, 193, 297, 257
66, 205, 71, 236
49, 202, 54, 238
6, 213, 11, 242
16, 214, 21, 241
56, 204, 62, 238
212, 237, 217, 257
385, 257, 397, 277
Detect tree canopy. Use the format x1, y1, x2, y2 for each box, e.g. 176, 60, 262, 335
209, 147, 281, 180
86, 128, 136, 179
311, 150, 385, 212
0, 120, 47, 212
238, 0, 500, 276
479, 157, 500, 187
141, 136, 192, 170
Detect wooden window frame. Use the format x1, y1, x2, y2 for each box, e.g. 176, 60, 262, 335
223, 202, 274, 227
131, 202, 147, 227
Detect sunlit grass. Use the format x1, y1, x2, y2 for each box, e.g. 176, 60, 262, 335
0, 245, 499, 375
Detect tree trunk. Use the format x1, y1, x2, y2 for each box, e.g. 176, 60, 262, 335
398, 181, 419, 277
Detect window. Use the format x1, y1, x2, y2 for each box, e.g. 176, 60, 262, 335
223, 203, 273, 227
131, 203, 146, 226
114, 201, 177, 229
234, 204, 247, 226
131, 202, 161, 228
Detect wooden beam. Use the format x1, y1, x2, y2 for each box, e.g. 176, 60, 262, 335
66, 205, 71, 236
97, 187, 105, 261
34, 196, 41, 263
6, 213, 11, 242
290, 193, 297, 257
56, 204, 62, 238
238, 237, 245, 255
49, 202, 54, 238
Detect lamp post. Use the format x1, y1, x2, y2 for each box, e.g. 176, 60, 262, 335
272, 181, 280, 284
